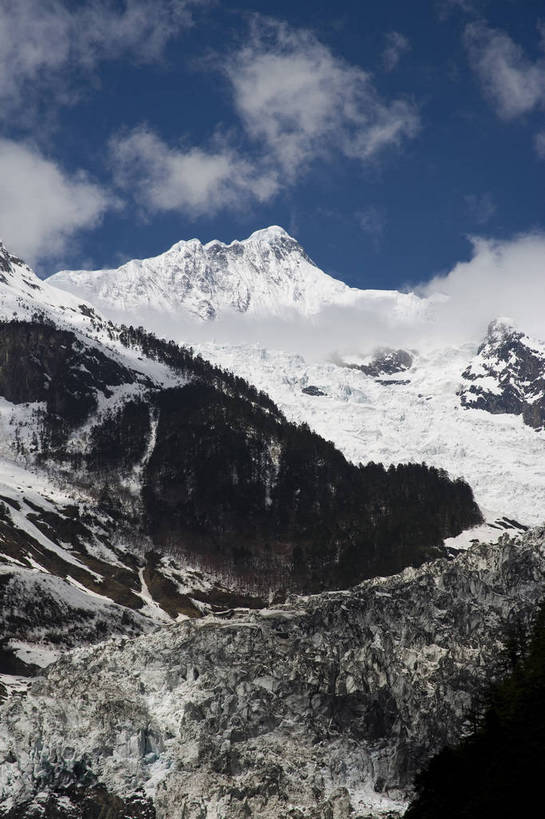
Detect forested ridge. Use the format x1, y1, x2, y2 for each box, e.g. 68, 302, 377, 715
0, 317, 482, 594
406, 603, 545, 818
141, 381, 481, 591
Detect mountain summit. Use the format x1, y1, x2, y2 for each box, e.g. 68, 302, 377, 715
50, 226, 362, 321
460, 317, 545, 430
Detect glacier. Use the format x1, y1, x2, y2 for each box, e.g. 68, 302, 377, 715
2, 528, 545, 817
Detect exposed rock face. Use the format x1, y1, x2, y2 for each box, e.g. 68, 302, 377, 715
460, 318, 545, 429
0, 244, 25, 278
301, 385, 326, 396
2, 530, 545, 818
2, 785, 156, 819
347, 349, 414, 379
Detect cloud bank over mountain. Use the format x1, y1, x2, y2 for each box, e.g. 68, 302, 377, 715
183, 232, 545, 357
50, 227, 545, 361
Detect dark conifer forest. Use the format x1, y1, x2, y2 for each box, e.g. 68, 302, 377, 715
406, 603, 545, 819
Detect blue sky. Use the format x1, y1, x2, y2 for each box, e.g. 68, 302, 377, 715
0, 0, 544, 290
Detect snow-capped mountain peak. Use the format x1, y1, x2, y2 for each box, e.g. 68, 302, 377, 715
0, 240, 39, 287
460, 316, 545, 429
208, 224, 291, 246
486, 316, 518, 342
49, 226, 362, 321
0, 238, 67, 316
158, 225, 303, 259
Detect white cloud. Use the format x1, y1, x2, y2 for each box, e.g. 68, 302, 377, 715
109, 18, 420, 217
91, 232, 545, 361
269, 233, 545, 354
0, 138, 112, 265
110, 127, 279, 215
0, 0, 208, 118
420, 233, 545, 343
225, 17, 420, 178
437, 0, 482, 19
382, 31, 411, 72
356, 206, 386, 238
76, 0, 202, 62
464, 21, 545, 119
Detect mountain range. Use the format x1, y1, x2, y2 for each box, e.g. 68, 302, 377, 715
0, 227, 544, 816
51, 227, 545, 529
50, 225, 429, 326
0, 237, 480, 688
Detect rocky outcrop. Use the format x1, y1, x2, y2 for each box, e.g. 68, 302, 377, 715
347, 349, 414, 379
2, 785, 156, 819
460, 318, 545, 429
301, 385, 326, 396
2, 529, 545, 818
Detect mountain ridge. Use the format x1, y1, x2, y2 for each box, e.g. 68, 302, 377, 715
49, 226, 424, 323
1, 233, 544, 817
460, 317, 545, 430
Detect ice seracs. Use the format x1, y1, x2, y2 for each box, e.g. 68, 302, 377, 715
3, 527, 545, 817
